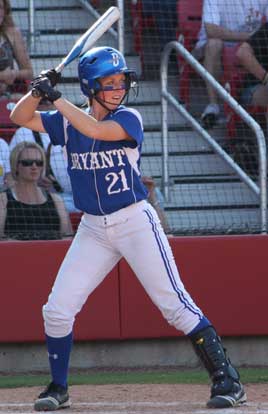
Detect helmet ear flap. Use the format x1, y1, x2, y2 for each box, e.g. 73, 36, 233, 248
83, 79, 101, 99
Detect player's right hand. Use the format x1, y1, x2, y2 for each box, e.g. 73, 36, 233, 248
39, 68, 62, 87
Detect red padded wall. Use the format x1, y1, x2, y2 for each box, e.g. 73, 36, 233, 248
0, 240, 120, 342
119, 235, 268, 338
0, 235, 267, 342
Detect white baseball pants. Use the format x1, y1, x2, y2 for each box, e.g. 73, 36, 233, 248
43, 200, 203, 337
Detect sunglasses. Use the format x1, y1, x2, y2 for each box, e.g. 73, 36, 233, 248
18, 159, 44, 167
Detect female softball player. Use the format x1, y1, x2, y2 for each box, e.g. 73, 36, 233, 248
11, 46, 246, 412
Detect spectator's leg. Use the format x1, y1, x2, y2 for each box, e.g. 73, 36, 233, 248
201, 38, 224, 128
251, 86, 268, 137
251, 85, 268, 107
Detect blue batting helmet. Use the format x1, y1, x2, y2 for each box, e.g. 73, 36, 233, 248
78, 46, 136, 98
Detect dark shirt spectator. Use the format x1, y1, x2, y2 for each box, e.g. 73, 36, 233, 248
0, 141, 73, 240
4, 188, 62, 240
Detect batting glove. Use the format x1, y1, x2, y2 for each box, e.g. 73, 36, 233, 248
39, 68, 61, 87
31, 77, 62, 102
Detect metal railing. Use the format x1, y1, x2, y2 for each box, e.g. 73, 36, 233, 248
27, 0, 122, 53
27, 0, 35, 53
161, 40, 267, 233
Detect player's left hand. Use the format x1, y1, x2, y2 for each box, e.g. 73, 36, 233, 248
31, 77, 62, 102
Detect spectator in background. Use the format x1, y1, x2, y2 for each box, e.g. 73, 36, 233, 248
0, 137, 11, 188
141, 0, 177, 50
141, 175, 171, 234
9, 99, 78, 213
236, 22, 268, 108
0, 0, 33, 99
193, 0, 268, 128
0, 141, 73, 240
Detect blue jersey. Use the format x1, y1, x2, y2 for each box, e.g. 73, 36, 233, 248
41, 105, 148, 215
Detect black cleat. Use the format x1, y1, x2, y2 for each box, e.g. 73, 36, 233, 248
34, 381, 70, 411
207, 380, 247, 409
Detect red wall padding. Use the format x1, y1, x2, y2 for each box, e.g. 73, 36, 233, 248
0, 240, 120, 342
119, 235, 268, 338
0, 235, 267, 342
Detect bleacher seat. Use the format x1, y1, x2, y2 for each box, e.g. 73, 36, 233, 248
177, 0, 203, 105
130, 0, 156, 74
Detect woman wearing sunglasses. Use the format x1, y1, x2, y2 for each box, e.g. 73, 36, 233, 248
0, 141, 72, 240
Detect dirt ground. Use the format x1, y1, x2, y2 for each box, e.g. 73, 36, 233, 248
0, 383, 267, 413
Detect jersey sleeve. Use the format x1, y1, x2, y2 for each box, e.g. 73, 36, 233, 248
112, 107, 143, 145
41, 110, 65, 147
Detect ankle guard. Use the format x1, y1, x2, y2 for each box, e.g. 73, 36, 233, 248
189, 325, 240, 396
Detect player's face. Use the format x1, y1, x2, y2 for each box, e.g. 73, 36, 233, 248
97, 73, 127, 109
17, 148, 44, 182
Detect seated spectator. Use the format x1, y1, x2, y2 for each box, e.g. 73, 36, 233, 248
0, 137, 11, 188
141, 175, 171, 234
9, 99, 78, 212
0, 0, 33, 100
193, 0, 268, 128
236, 22, 268, 108
0, 142, 73, 240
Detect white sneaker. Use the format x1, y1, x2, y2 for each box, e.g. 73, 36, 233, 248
201, 103, 220, 129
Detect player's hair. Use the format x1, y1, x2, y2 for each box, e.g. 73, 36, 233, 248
78, 46, 138, 100
10, 141, 47, 180
0, 0, 15, 32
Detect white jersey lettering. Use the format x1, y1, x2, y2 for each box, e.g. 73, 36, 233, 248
79, 153, 90, 170
70, 153, 82, 170
70, 148, 127, 171
105, 169, 130, 195
99, 150, 115, 168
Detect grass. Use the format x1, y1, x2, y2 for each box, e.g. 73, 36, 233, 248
0, 367, 267, 388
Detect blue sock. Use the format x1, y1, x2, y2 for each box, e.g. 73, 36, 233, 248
46, 332, 73, 388
188, 316, 211, 336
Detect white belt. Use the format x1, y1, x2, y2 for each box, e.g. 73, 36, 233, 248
83, 200, 148, 227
